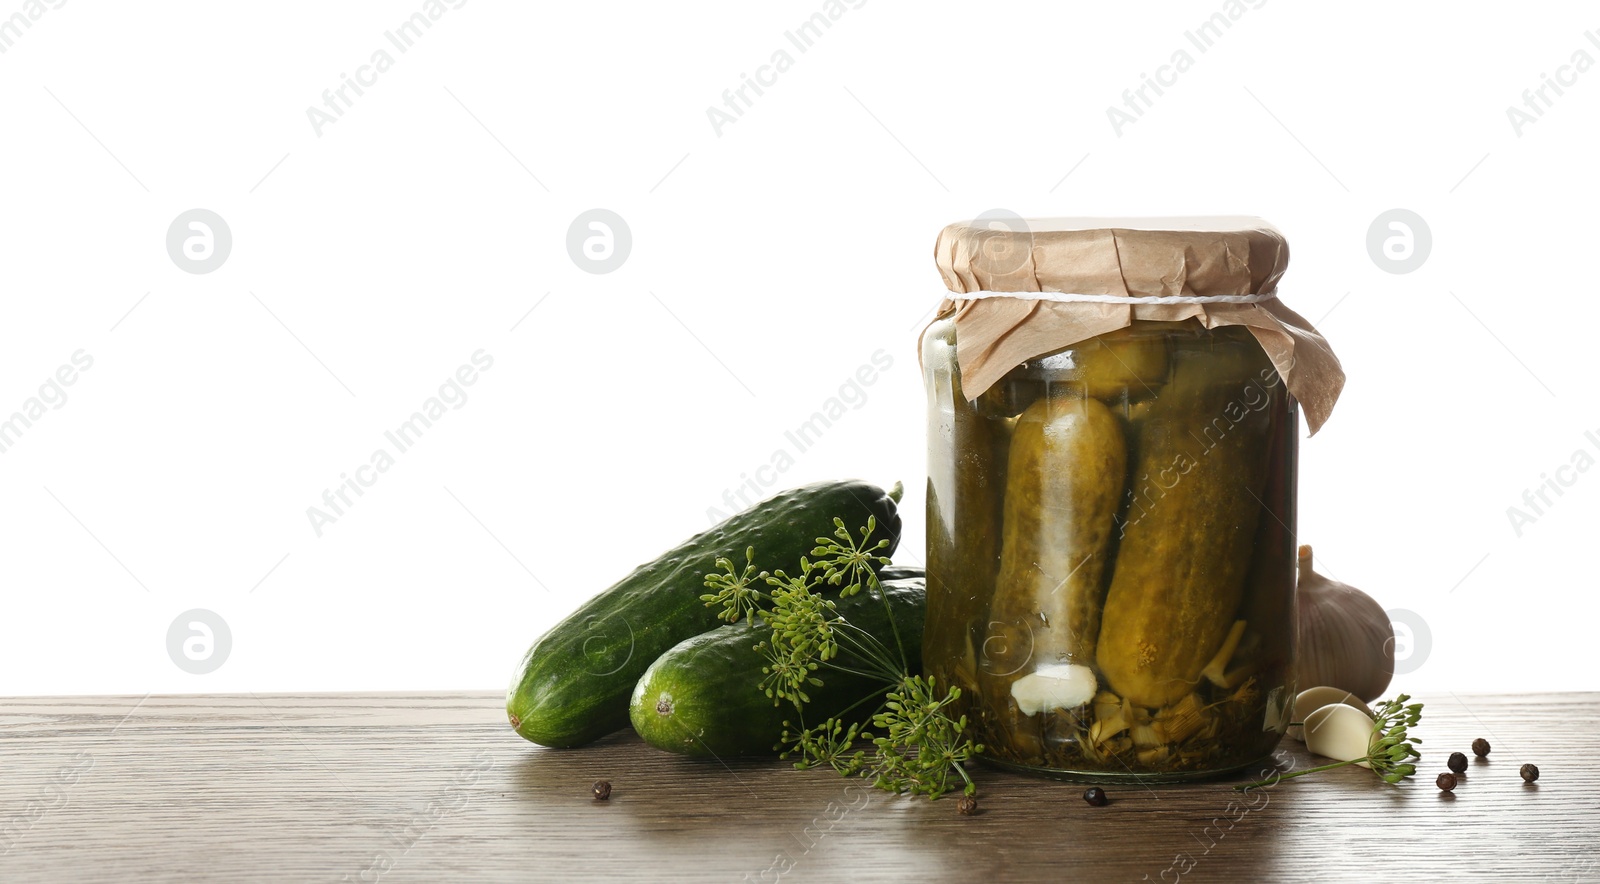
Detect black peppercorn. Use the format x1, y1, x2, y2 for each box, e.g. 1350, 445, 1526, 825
1447, 752, 1468, 774
1083, 787, 1108, 807
1472, 738, 1491, 758
592, 780, 612, 800
1520, 763, 1540, 783
1436, 772, 1457, 792
957, 796, 978, 816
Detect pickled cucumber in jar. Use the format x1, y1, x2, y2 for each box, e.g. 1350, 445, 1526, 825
979, 393, 1125, 748
979, 327, 1171, 418
1096, 330, 1275, 709
923, 318, 1007, 705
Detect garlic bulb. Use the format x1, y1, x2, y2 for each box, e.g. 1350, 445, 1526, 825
1295, 545, 1394, 703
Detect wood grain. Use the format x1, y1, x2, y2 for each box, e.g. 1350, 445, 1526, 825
1, 692, 1595, 882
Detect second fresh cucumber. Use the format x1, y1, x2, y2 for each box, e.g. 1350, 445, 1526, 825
630, 576, 926, 757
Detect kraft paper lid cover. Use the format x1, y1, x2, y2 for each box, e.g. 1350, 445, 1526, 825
929, 215, 1345, 434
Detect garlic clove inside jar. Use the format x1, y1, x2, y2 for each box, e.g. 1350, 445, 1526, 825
1010, 664, 1097, 716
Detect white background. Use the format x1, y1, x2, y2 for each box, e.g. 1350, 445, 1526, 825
2, 1, 1596, 697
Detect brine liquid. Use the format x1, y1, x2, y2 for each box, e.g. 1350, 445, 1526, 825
923, 319, 1297, 781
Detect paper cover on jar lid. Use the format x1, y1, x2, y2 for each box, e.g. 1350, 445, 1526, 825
925, 216, 1346, 434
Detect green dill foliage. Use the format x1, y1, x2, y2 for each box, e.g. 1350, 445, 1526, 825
701, 515, 982, 799
699, 547, 767, 626
1236, 693, 1423, 791
757, 560, 840, 705
812, 517, 889, 596
867, 675, 980, 797
1365, 694, 1425, 784
786, 717, 867, 776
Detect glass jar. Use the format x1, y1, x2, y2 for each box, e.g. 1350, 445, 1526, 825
923, 316, 1299, 782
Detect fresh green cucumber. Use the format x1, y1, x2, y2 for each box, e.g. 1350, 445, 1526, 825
507, 480, 903, 748
630, 576, 925, 757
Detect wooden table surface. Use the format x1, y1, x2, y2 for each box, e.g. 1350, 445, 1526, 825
0, 691, 1594, 883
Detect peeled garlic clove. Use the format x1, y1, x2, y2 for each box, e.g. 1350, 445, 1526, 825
1295, 545, 1395, 703
1010, 663, 1096, 716
1301, 703, 1376, 769
1288, 686, 1373, 742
